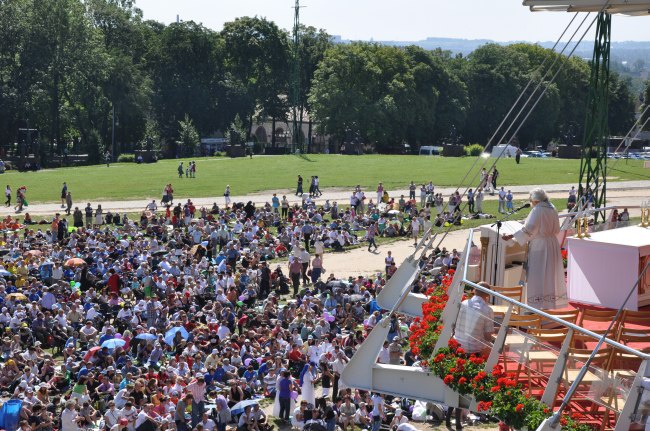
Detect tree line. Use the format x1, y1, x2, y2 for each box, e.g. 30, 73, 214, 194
0, 0, 643, 162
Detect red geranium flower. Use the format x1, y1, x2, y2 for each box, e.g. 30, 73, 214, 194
516, 404, 524, 413
444, 375, 454, 384
458, 377, 467, 385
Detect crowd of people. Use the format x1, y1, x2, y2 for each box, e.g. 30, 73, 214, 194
0, 175, 497, 431
0, 151, 634, 431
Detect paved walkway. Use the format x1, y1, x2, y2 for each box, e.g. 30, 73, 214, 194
3, 180, 649, 216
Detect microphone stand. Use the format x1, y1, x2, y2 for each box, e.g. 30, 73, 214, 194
490, 204, 530, 286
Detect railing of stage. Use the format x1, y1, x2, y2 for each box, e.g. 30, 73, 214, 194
439, 228, 650, 431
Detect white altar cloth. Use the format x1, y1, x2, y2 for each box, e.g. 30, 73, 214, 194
567, 226, 650, 310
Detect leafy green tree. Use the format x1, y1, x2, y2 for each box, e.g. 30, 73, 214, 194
309, 43, 467, 152
177, 114, 200, 157
86, 0, 152, 154
221, 17, 291, 139
148, 21, 223, 152
19, 0, 111, 161
607, 73, 636, 135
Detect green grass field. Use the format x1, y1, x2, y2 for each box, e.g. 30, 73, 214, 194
4, 155, 647, 204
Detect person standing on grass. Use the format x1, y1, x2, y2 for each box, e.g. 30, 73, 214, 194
410, 216, 420, 247
288, 254, 302, 297
409, 181, 416, 201
60, 182, 67, 208
272, 194, 280, 214
15, 186, 26, 213
85, 203, 93, 227
498, 187, 506, 214
296, 175, 303, 196
95, 204, 104, 225
65, 192, 73, 215
73, 207, 83, 228
310, 254, 323, 283
301, 220, 314, 252
492, 168, 499, 189
419, 184, 427, 208
224, 185, 231, 207
467, 188, 475, 213
384, 251, 395, 274
281, 195, 289, 219
506, 190, 514, 213
178, 162, 184, 178
376, 182, 384, 203
300, 246, 310, 286
476, 188, 484, 213
5, 185, 10, 207
313, 175, 322, 196
367, 221, 378, 252
309, 176, 316, 197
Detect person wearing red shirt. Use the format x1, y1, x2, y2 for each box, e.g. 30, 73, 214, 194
106, 269, 121, 294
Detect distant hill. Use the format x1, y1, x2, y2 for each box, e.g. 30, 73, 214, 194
331, 36, 650, 68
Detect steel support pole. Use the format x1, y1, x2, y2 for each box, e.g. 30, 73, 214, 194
578, 12, 611, 223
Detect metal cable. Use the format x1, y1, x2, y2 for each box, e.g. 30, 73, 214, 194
409, 12, 585, 258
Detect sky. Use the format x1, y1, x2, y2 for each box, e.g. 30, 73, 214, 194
134, 0, 650, 42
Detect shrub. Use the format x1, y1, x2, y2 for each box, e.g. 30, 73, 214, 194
464, 143, 485, 157
117, 153, 135, 163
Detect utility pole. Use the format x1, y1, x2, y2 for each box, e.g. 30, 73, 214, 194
291, 0, 303, 153
111, 104, 116, 161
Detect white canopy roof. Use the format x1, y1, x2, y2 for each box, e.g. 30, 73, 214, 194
523, 0, 650, 15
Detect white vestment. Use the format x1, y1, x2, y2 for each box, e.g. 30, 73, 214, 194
301, 371, 316, 406
513, 201, 567, 309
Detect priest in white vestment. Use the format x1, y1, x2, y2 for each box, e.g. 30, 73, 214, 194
502, 188, 567, 309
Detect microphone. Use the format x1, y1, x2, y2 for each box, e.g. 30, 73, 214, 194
513, 203, 531, 212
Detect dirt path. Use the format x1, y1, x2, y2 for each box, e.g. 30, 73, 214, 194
2, 180, 648, 216
2, 182, 645, 278
284, 189, 648, 278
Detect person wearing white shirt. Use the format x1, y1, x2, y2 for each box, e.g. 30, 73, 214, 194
497, 187, 507, 214
135, 406, 156, 429
355, 403, 371, 428
41, 289, 57, 309
454, 284, 494, 356
104, 402, 121, 429
52, 265, 64, 280
61, 401, 80, 431
370, 393, 385, 431
200, 413, 216, 431
119, 403, 138, 431
410, 218, 420, 246
191, 228, 203, 244
238, 406, 253, 430
217, 322, 231, 341
390, 409, 409, 428
377, 341, 390, 364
